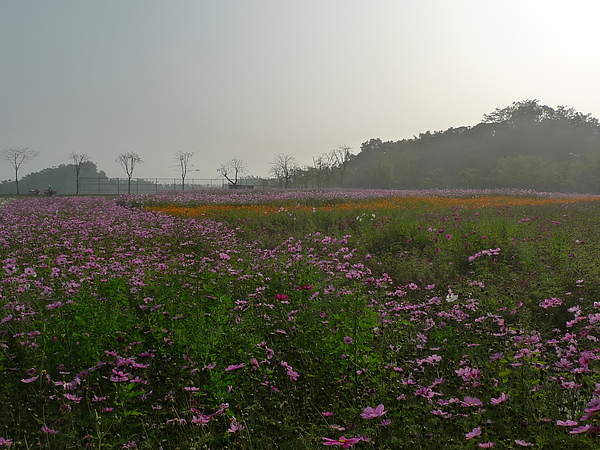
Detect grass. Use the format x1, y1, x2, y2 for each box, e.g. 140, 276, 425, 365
1, 190, 600, 448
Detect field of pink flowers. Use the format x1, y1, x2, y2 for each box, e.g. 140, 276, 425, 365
2, 190, 600, 448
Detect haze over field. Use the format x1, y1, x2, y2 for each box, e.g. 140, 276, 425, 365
2, 1, 600, 182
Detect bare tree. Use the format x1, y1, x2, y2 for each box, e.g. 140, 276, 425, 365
313, 152, 335, 187
269, 154, 299, 188
116, 152, 143, 194
329, 145, 352, 186
1, 147, 39, 194
217, 158, 248, 187
69, 152, 90, 195
174, 151, 194, 191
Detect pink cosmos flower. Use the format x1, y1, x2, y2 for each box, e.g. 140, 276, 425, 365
461, 397, 483, 407
556, 419, 578, 427
322, 436, 361, 447
224, 363, 245, 372
21, 376, 39, 383
490, 393, 510, 405
41, 425, 58, 434
478, 443, 495, 448
570, 424, 590, 434
514, 440, 534, 447
64, 393, 82, 403
466, 427, 482, 440
227, 417, 244, 433
360, 403, 386, 419
0, 437, 13, 447
191, 414, 211, 425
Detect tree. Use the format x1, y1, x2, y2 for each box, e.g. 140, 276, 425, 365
1, 147, 38, 194
329, 145, 353, 186
174, 151, 194, 191
217, 158, 247, 187
69, 152, 90, 195
269, 154, 299, 188
116, 152, 143, 194
312, 153, 335, 187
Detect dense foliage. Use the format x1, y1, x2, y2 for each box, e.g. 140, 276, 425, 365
2, 189, 600, 448
300, 100, 600, 193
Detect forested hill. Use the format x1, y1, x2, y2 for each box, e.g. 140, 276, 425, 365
0, 162, 107, 195
345, 100, 600, 193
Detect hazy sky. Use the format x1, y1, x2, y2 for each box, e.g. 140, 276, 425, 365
2, 0, 600, 182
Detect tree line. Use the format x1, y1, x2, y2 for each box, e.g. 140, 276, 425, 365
4, 99, 600, 194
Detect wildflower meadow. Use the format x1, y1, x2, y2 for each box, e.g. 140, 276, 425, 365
3, 189, 600, 448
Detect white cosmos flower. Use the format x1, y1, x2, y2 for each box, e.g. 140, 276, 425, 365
446, 293, 459, 302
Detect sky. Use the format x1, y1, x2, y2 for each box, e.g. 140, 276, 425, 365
2, 0, 600, 183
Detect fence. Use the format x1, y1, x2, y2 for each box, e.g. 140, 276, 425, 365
79, 177, 272, 195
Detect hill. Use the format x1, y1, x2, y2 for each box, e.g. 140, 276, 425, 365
302, 100, 600, 193
0, 161, 108, 195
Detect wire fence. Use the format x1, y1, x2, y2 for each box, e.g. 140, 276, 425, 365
79, 177, 273, 195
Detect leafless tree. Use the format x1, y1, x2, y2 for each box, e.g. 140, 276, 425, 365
217, 158, 248, 186
174, 151, 194, 191
269, 154, 299, 188
329, 145, 352, 186
313, 152, 335, 187
1, 147, 38, 194
69, 152, 90, 195
116, 152, 143, 194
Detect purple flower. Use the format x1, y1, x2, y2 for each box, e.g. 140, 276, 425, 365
227, 417, 244, 433
539, 297, 562, 309
224, 363, 245, 372
0, 437, 13, 447
191, 414, 211, 425
322, 436, 361, 447
556, 419, 578, 427
514, 440, 534, 447
342, 336, 353, 345
478, 443, 495, 448
64, 393, 82, 403
21, 376, 39, 384
466, 427, 482, 440
461, 396, 483, 407
360, 403, 386, 419
570, 424, 590, 434
41, 425, 58, 434
490, 393, 510, 405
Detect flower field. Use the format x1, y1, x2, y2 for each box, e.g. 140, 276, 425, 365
3, 189, 600, 448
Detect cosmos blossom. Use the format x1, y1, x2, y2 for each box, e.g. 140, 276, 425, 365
461, 397, 483, 407
322, 436, 361, 447
466, 427, 482, 440
360, 404, 386, 419
490, 393, 510, 405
